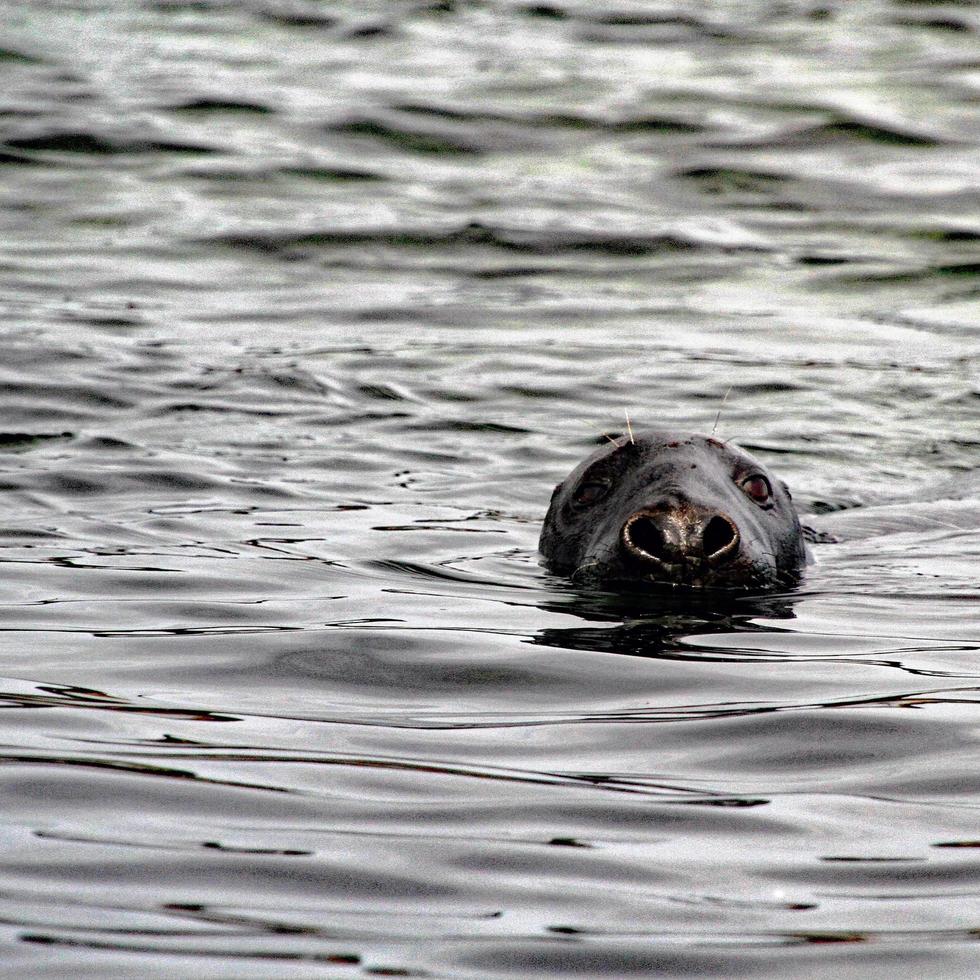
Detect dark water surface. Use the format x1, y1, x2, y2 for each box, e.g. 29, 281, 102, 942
1, 1, 979, 976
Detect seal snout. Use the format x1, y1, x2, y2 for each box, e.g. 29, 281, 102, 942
621, 507, 740, 576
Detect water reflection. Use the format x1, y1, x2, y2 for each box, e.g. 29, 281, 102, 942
531, 584, 799, 659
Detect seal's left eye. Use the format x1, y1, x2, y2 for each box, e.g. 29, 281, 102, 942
741, 474, 772, 504
573, 481, 609, 507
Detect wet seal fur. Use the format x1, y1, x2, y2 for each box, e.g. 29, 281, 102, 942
540, 429, 808, 592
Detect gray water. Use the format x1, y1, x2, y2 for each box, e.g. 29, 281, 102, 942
0, 1, 978, 976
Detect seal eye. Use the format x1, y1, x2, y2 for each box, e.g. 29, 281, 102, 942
573, 481, 609, 507
741, 474, 772, 505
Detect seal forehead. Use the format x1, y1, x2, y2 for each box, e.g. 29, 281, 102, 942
566, 431, 741, 486
630, 431, 754, 471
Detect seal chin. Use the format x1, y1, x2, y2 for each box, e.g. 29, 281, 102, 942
635, 559, 785, 593
569, 549, 790, 593
635, 563, 759, 592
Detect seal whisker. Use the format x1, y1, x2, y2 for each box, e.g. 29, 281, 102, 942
571, 559, 601, 580
624, 410, 635, 445
711, 385, 733, 437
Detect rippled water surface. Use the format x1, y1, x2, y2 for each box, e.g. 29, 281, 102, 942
1, 0, 978, 976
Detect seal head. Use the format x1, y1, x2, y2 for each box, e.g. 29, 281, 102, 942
540, 430, 807, 592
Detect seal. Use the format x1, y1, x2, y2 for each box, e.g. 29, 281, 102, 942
540, 429, 808, 591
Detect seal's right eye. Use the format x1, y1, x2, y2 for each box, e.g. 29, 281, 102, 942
573, 481, 609, 507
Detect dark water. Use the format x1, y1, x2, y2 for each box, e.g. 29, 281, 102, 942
1, 0, 979, 976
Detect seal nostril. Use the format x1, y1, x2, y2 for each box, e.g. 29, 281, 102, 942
625, 516, 666, 559
704, 515, 738, 563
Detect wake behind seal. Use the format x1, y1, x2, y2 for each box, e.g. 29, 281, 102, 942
540, 429, 808, 592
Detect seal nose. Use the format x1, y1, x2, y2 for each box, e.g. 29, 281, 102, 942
621, 508, 740, 571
